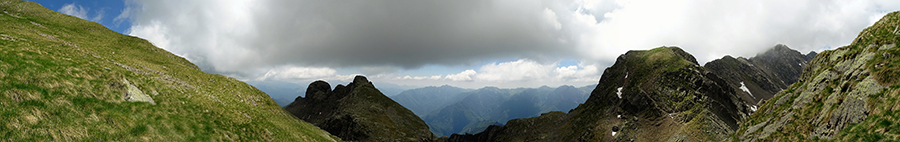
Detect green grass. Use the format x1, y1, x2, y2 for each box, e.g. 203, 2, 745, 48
0, 0, 338, 141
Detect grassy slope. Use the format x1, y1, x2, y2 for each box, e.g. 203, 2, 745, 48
732, 11, 900, 141
0, 0, 337, 141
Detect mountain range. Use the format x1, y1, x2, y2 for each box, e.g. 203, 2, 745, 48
447, 11, 900, 142
6, 0, 900, 141
705, 44, 817, 106
390, 85, 593, 137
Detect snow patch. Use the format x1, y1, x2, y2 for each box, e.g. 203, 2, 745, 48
750, 105, 758, 112
739, 82, 754, 99
616, 87, 624, 98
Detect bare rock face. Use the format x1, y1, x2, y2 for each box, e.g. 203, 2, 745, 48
285, 75, 436, 142
704, 44, 815, 108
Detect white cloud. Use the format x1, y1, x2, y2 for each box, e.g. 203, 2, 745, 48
445, 70, 477, 82
255, 66, 355, 82
475, 59, 553, 82
400, 75, 443, 80
395, 59, 602, 88
573, 0, 900, 64
543, 8, 562, 30
58, 3, 103, 22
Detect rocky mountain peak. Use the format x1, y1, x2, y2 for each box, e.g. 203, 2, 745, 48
352, 75, 371, 85
286, 76, 436, 141
705, 44, 815, 106
303, 80, 332, 101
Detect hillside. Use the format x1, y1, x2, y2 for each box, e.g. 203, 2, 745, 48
449, 47, 751, 141
705, 44, 816, 106
0, 0, 337, 141
734, 11, 900, 141
284, 76, 436, 141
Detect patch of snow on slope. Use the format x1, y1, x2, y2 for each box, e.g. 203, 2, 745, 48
751, 105, 758, 112
616, 87, 623, 98
739, 82, 754, 99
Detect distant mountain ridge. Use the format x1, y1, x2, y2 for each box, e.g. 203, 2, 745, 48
390, 85, 473, 117
391, 84, 593, 137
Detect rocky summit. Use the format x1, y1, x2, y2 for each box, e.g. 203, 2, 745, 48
286, 76, 436, 141
448, 47, 751, 141
0, 0, 336, 141
734, 11, 900, 141
705, 44, 816, 107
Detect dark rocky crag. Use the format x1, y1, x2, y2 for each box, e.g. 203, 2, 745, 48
285, 76, 435, 141
448, 47, 751, 141
705, 44, 816, 106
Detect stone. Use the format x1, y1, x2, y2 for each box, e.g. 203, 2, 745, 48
122, 78, 155, 105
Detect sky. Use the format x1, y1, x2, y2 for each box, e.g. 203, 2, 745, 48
31, 0, 900, 89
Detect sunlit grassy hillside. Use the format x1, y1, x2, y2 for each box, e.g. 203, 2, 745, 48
0, 0, 337, 141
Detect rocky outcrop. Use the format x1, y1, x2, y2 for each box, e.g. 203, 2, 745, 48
705, 45, 815, 106
448, 47, 751, 141
734, 11, 900, 141
122, 78, 155, 105
285, 76, 436, 141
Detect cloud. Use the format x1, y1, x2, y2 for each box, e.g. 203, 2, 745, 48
120, 0, 900, 88
257, 66, 339, 81
574, 0, 900, 63
445, 70, 477, 82
123, 0, 576, 77
389, 59, 601, 88
58, 3, 103, 22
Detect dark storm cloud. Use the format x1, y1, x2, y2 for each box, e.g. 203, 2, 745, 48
124, 0, 578, 74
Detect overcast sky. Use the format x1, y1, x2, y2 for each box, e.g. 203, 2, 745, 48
39, 0, 900, 88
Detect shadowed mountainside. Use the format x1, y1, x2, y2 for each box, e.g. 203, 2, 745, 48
705, 44, 816, 106
285, 76, 436, 141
